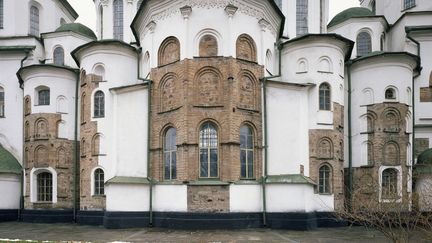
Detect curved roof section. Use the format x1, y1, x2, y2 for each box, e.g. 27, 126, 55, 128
55, 23, 97, 40
328, 7, 374, 28
418, 148, 432, 165
0, 145, 22, 174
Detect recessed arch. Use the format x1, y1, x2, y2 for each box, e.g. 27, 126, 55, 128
194, 67, 222, 106
92, 63, 106, 81
297, 58, 308, 73
317, 137, 333, 159
356, 28, 372, 57
362, 88, 374, 105
236, 34, 257, 62
158, 36, 180, 66
317, 56, 333, 73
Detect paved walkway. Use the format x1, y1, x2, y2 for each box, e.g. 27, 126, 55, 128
0, 222, 397, 242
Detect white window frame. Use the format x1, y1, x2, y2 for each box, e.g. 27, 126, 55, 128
379, 166, 402, 203
30, 167, 57, 203
91, 167, 105, 196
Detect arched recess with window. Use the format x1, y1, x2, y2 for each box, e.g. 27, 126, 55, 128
319, 82, 331, 111
385, 86, 398, 100
356, 30, 372, 56
163, 127, 177, 180
318, 164, 332, 194
92, 167, 105, 196
30, 167, 57, 203
93, 90, 105, 118
381, 168, 399, 200
199, 121, 219, 178
158, 36, 180, 66
99, 4, 103, 39
113, 0, 123, 40
382, 108, 400, 132
80, 92, 86, 123
91, 133, 105, 156
240, 124, 254, 179
53, 46, 64, 66
236, 34, 257, 62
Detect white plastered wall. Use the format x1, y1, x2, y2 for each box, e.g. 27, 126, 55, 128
0, 174, 20, 209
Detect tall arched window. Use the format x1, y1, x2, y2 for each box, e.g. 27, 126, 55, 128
113, 0, 123, 40
319, 165, 331, 194
0, 87, 4, 117
0, 0, 4, 29
296, 0, 308, 35
382, 168, 398, 199
99, 5, 103, 39
53, 47, 64, 66
240, 125, 254, 179
37, 172, 52, 202
30, 6, 40, 36
94, 91, 105, 118
319, 83, 331, 110
199, 122, 218, 178
94, 168, 104, 195
164, 127, 177, 180
357, 32, 371, 57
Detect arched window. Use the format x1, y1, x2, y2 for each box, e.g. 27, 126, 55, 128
319, 165, 331, 194
37, 172, 52, 202
164, 127, 177, 180
30, 6, 40, 36
0, 86, 4, 117
113, 0, 123, 40
37, 87, 50, 106
94, 168, 104, 195
53, 47, 64, 66
0, 0, 3, 29
382, 168, 398, 199
199, 122, 218, 178
94, 91, 105, 118
240, 125, 254, 179
385, 88, 396, 100
356, 32, 371, 57
296, 0, 308, 35
404, 0, 415, 10
319, 83, 331, 110
137, 0, 143, 10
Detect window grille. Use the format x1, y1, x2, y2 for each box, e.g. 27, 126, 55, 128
296, 0, 308, 35
30, 6, 39, 36
38, 89, 50, 106
53, 47, 64, 66
94, 168, 104, 195
240, 125, 254, 179
357, 32, 371, 56
199, 122, 218, 178
319, 83, 331, 110
113, 0, 123, 40
37, 172, 52, 202
94, 91, 105, 118
164, 128, 177, 180
319, 165, 330, 194
404, 0, 415, 10
382, 169, 398, 199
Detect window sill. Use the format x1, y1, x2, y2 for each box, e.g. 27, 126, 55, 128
33, 201, 53, 204
93, 116, 105, 119
92, 194, 106, 198
34, 104, 50, 107
318, 193, 332, 196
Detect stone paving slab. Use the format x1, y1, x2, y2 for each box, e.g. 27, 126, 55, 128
0, 222, 399, 242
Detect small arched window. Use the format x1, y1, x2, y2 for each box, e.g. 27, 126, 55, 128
94, 91, 105, 118
37, 172, 52, 202
382, 168, 398, 199
37, 87, 50, 106
94, 168, 104, 195
164, 127, 177, 180
357, 32, 371, 57
385, 88, 396, 100
0, 86, 4, 117
199, 122, 218, 178
240, 125, 254, 179
113, 0, 123, 40
319, 83, 331, 110
0, 0, 4, 29
30, 6, 40, 36
319, 165, 331, 194
53, 47, 64, 66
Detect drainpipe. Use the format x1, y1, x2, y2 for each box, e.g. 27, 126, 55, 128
261, 40, 283, 226
18, 50, 31, 220
137, 48, 154, 227
73, 70, 80, 222
347, 61, 353, 212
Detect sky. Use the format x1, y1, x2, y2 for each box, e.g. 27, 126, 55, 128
68, 0, 360, 31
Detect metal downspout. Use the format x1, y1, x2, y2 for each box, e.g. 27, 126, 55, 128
137, 48, 154, 227
19, 50, 31, 221
347, 62, 353, 212
73, 70, 80, 222
261, 40, 283, 226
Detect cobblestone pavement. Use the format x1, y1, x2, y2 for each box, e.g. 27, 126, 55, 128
0, 221, 407, 242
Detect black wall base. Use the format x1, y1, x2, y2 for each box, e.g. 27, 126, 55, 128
21, 209, 73, 223
13, 210, 345, 230
0, 209, 18, 222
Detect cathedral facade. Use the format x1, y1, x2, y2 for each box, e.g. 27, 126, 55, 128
0, 0, 432, 229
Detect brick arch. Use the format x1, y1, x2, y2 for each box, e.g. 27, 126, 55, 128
34, 118, 49, 139
199, 34, 218, 57
317, 137, 333, 159
383, 141, 400, 165
80, 69, 87, 85
57, 147, 67, 167
238, 70, 258, 110
158, 36, 180, 66
236, 34, 257, 62
194, 67, 222, 106
159, 73, 180, 112
34, 145, 48, 166
382, 108, 401, 132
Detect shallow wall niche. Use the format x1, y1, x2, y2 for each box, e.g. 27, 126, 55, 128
158, 36, 180, 66
236, 34, 257, 62
199, 34, 218, 57
238, 71, 257, 110
159, 73, 179, 112
195, 67, 222, 106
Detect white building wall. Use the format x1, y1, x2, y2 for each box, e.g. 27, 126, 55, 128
0, 174, 20, 209
230, 184, 262, 212
106, 184, 150, 211
153, 185, 187, 212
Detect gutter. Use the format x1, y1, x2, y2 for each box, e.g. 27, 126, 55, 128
260, 39, 283, 226
346, 62, 353, 212
73, 69, 80, 222
136, 48, 153, 227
